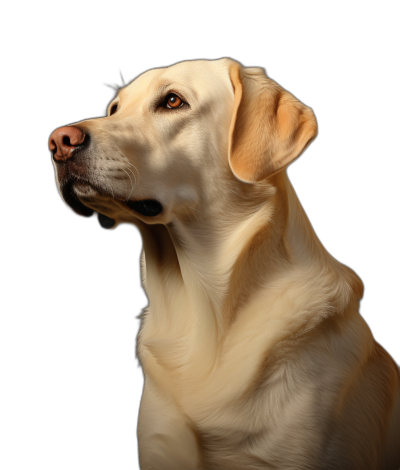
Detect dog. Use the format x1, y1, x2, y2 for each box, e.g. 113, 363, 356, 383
49, 58, 400, 469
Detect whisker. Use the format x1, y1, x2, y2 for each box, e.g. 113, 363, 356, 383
125, 165, 137, 187
104, 83, 122, 92
122, 169, 135, 200
122, 169, 126, 195
119, 70, 126, 87
124, 167, 137, 201
125, 161, 140, 185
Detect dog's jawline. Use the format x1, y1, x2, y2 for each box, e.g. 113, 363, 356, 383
97, 199, 162, 229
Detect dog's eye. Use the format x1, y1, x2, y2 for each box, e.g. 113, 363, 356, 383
164, 93, 183, 109
109, 103, 118, 116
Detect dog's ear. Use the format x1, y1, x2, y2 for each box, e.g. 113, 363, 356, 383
228, 63, 317, 183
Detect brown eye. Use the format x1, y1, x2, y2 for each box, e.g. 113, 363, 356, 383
166, 94, 183, 109
110, 103, 118, 115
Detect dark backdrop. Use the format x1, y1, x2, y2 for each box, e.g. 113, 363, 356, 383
16, 11, 400, 469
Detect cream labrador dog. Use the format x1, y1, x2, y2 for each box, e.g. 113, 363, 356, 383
49, 58, 400, 469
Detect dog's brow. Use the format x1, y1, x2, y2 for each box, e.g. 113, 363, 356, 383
159, 83, 173, 93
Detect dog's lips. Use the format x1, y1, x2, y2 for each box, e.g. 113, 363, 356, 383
55, 158, 96, 217
55, 158, 87, 183
125, 199, 163, 217
112, 196, 163, 217
58, 172, 163, 220
60, 179, 94, 217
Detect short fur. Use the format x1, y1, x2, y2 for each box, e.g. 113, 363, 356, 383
51, 58, 400, 469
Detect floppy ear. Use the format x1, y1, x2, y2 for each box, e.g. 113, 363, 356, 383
228, 63, 317, 183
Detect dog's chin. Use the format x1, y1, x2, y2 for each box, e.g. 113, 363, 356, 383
61, 180, 117, 224
60, 179, 95, 217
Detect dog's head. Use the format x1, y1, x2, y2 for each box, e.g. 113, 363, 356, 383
49, 58, 317, 228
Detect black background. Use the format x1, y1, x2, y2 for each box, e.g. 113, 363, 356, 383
14, 11, 400, 469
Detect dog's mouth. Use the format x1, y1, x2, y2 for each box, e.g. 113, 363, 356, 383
60, 178, 163, 228
97, 199, 163, 228
54, 140, 164, 228
125, 199, 163, 217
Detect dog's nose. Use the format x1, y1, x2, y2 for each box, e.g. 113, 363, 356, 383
49, 126, 86, 162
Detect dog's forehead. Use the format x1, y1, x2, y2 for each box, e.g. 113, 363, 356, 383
121, 58, 234, 101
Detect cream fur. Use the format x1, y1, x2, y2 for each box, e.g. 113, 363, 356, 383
52, 58, 400, 469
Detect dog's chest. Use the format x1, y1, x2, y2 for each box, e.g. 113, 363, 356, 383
193, 367, 347, 470
141, 347, 329, 469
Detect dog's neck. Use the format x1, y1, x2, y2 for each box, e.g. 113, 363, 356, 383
137, 171, 363, 373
